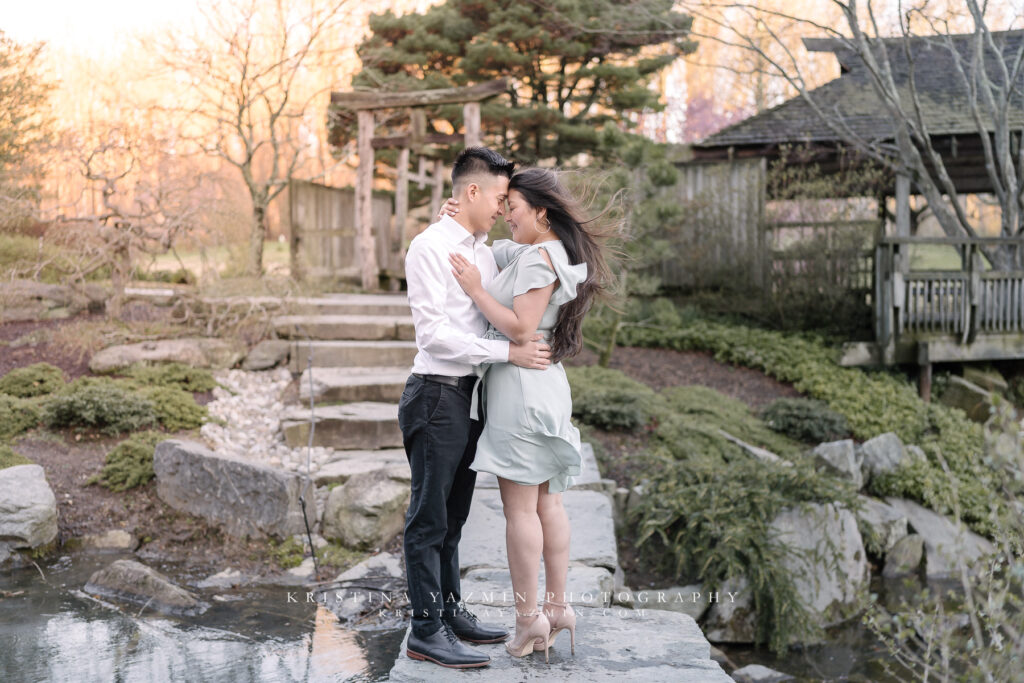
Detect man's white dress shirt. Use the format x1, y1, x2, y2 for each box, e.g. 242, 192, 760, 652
405, 215, 510, 377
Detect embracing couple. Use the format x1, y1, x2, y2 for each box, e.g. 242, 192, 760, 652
399, 147, 611, 668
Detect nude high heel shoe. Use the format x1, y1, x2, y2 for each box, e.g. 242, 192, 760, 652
505, 610, 551, 663
539, 599, 576, 655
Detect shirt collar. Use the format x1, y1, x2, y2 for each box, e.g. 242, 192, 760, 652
438, 214, 488, 246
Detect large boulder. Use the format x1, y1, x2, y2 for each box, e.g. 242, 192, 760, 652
322, 469, 410, 550
770, 503, 868, 628
858, 433, 924, 484
856, 496, 909, 556
0, 464, 58, 551
153, 439, 316, 538
84, 559, 208, 616
884, 498, 995, 579
812, 439, 862, 489
938, 376, 994, 423
89, 337, 246, 374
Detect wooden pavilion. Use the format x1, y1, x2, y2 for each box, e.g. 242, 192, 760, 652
692, 30, 1024, 397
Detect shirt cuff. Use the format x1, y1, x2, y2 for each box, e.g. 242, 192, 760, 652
484, 339, 510, 364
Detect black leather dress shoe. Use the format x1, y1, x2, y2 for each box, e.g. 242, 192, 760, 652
406, 622, 491, 668
443, 602, 510, 643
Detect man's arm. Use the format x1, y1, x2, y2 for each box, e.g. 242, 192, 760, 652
406, 241, 513, 366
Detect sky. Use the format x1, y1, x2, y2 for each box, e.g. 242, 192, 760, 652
3, 0, 201, 56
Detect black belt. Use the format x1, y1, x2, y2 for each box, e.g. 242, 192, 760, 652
413, 373, 477, 391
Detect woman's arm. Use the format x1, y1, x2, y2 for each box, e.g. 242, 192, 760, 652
449, 250, 557, 346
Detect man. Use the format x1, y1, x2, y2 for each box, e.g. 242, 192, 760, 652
400, 147, 552, 668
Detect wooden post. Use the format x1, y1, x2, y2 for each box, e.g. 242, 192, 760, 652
918, 343, 932, 402
463, 101, 481, 148
895, 174, 911, 238
356, 110, 379, 290
395, 147, 410, 264
431, 158, 444, 219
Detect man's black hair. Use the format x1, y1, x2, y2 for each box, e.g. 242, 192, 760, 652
451, 147, 515, 189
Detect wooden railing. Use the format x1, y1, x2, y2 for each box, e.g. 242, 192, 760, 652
876, 236, 1024, 348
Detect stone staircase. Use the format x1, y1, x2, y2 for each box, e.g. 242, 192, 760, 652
275, 294, 413, 454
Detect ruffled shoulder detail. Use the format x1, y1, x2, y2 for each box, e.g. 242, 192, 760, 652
491, 239, 531, 269
512, 242, 588, 307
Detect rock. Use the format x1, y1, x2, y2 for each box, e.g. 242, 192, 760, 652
859, 433, 914, 483
962, 366, 1009, 394
79, 529, 138, 551
153, 439, 317, 538
812, 439, 862, 488
334, 551, 404, 583
882, 534, 924, 578
883, 498, 995, 579
242, 340, 291, 370
461, 565, 615, 607
719, 430, 791, 467
938, 376, 994, 423
388, 606, 733, 681
770, 503, 867, 628
196, 568, 245, 589
856, 496, 909, 555
322, 469, 410, 550
319, 552, 407, 627
704, 577, 756, 643
732, 664, 795, 683
84, 559, 208, 616
0, 464, 58, 550
459, 488, 619, 573
89, 337, 246, 374
313, 450, 408, 487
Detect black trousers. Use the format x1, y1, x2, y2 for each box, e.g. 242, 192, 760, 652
398, 374, 482, 638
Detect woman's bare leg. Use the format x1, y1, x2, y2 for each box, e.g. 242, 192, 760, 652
498, 477, 543, 628
536, 481, 570, 619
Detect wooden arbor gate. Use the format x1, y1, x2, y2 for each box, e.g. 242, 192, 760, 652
328, 79, 508, 289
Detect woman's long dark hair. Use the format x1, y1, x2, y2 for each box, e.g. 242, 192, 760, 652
508, 168, 616, 363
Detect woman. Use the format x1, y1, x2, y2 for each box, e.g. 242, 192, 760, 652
444, 168, 612, 662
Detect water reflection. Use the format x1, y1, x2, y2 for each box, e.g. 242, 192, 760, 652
0, 554, 405, 682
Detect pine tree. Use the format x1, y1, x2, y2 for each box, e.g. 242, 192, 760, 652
336, 0, 695, 164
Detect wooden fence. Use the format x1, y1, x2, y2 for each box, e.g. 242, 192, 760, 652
659, 158, 766, 289
288, 179, 395, 283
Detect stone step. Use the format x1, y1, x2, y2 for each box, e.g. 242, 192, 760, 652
313, 449, 409, 487
199, 294, 411, 317
295, 294, 410, 316
388, 607, 732, 681
298, 367, 411, 404
289, 341, 418, 371
280, 402, 401, 450
273, 314, 415, 341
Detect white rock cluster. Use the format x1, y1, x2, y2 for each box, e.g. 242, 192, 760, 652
199, 367, 336, 473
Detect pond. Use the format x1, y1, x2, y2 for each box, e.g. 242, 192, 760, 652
0, 552, 405, 682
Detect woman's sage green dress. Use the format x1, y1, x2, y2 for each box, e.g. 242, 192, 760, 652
470, 239, 588, 493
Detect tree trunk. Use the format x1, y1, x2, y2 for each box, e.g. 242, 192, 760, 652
248, 203, 267, 277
